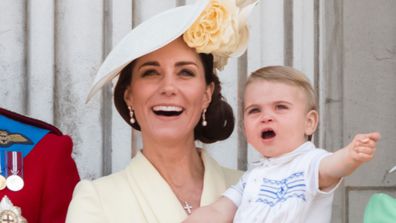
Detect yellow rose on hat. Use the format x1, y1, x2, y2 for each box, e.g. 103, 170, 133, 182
183, 0, 258, 71
183, 0, 237, 53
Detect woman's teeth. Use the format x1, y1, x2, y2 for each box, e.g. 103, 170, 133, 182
152, 106, 183, 116
153, 105, 182, 112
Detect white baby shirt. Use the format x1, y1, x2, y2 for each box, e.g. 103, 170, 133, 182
223, 142, 340, 223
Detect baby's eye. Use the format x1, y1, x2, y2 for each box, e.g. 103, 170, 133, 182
247, 108, 260, 114
275, 104, 288, 110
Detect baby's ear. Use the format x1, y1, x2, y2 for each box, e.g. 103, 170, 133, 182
305, 110, 319, 136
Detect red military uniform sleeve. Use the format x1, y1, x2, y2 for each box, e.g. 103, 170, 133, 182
35, 133, 80, 222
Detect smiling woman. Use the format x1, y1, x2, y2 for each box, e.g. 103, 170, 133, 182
115, 38, 234, 143
66, 0, 258, 222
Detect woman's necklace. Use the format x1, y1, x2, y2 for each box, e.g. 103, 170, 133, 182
167, 180, 200, 215
158, 150, 203, 215
170, 186, 195, 215
182, 201, 193, 215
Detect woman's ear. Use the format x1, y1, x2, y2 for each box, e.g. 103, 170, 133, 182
203, 82, 215, 108
124, 87, 133, 107
305, 110, 319, 136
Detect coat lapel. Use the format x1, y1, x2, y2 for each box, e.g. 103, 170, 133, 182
126, 151, 187, 223
200, 151, 229, 206
125, 150, 229, 222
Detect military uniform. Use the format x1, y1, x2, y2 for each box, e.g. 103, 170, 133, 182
0, 108, 80, 223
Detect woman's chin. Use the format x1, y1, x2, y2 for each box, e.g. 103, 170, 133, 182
149, 128, 193, 142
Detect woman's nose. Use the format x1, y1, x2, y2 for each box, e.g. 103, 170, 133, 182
159, 72, 177, 96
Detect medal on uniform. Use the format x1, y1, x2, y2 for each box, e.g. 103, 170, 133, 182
0, 151, 6, 190
0, 196, 27, 223
0, 174, 6, 191
0, 176, 5, 191
6, 152, 24, 192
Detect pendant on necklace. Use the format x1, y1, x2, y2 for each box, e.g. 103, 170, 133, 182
183, 201, 193, 215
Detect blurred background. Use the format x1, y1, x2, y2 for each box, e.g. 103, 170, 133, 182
1, 0, 395, 222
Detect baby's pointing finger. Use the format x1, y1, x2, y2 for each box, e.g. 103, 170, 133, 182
354, 132, 380, 145
365, 132, 381, 141
357, 139, 377, 148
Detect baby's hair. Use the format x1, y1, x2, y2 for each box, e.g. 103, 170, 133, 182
245, 66, 317, 112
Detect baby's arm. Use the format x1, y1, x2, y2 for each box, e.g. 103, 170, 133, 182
182, 196, 237, 223
319, 132, 380, 190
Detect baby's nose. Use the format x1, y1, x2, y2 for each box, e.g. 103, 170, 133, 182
260, 113, 273, 123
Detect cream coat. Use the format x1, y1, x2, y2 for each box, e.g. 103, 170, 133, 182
66, 150, 242, 223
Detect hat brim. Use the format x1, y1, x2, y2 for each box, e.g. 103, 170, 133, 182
86, 0, 210, 102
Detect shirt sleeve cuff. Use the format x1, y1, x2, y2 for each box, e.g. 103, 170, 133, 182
223, 186, 242, 207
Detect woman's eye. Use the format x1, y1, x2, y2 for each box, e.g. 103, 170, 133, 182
141, 69, 158, 77
179, 69, 195, 77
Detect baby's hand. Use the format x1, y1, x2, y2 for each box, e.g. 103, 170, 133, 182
349, 132, 380, 163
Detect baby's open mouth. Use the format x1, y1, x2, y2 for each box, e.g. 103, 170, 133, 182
261, 129, 276, 139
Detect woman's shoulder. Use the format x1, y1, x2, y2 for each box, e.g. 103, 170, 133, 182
68, 169, 133, 208
76, 169, 130, 194
67, 169, 141, 222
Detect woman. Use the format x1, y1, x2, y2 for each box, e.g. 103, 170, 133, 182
66, 0, 258, 222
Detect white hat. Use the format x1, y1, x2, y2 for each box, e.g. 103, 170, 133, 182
87, 0, 258, 101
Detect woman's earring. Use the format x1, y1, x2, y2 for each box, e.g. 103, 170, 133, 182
128, 106, 135, 124
202, 109, 207, 127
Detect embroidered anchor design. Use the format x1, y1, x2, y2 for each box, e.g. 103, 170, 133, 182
0, 130, 32, 148
256, 172, 306, 207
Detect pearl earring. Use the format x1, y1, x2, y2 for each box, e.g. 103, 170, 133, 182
128, 106, 135, 124
202, 109, 207, 127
